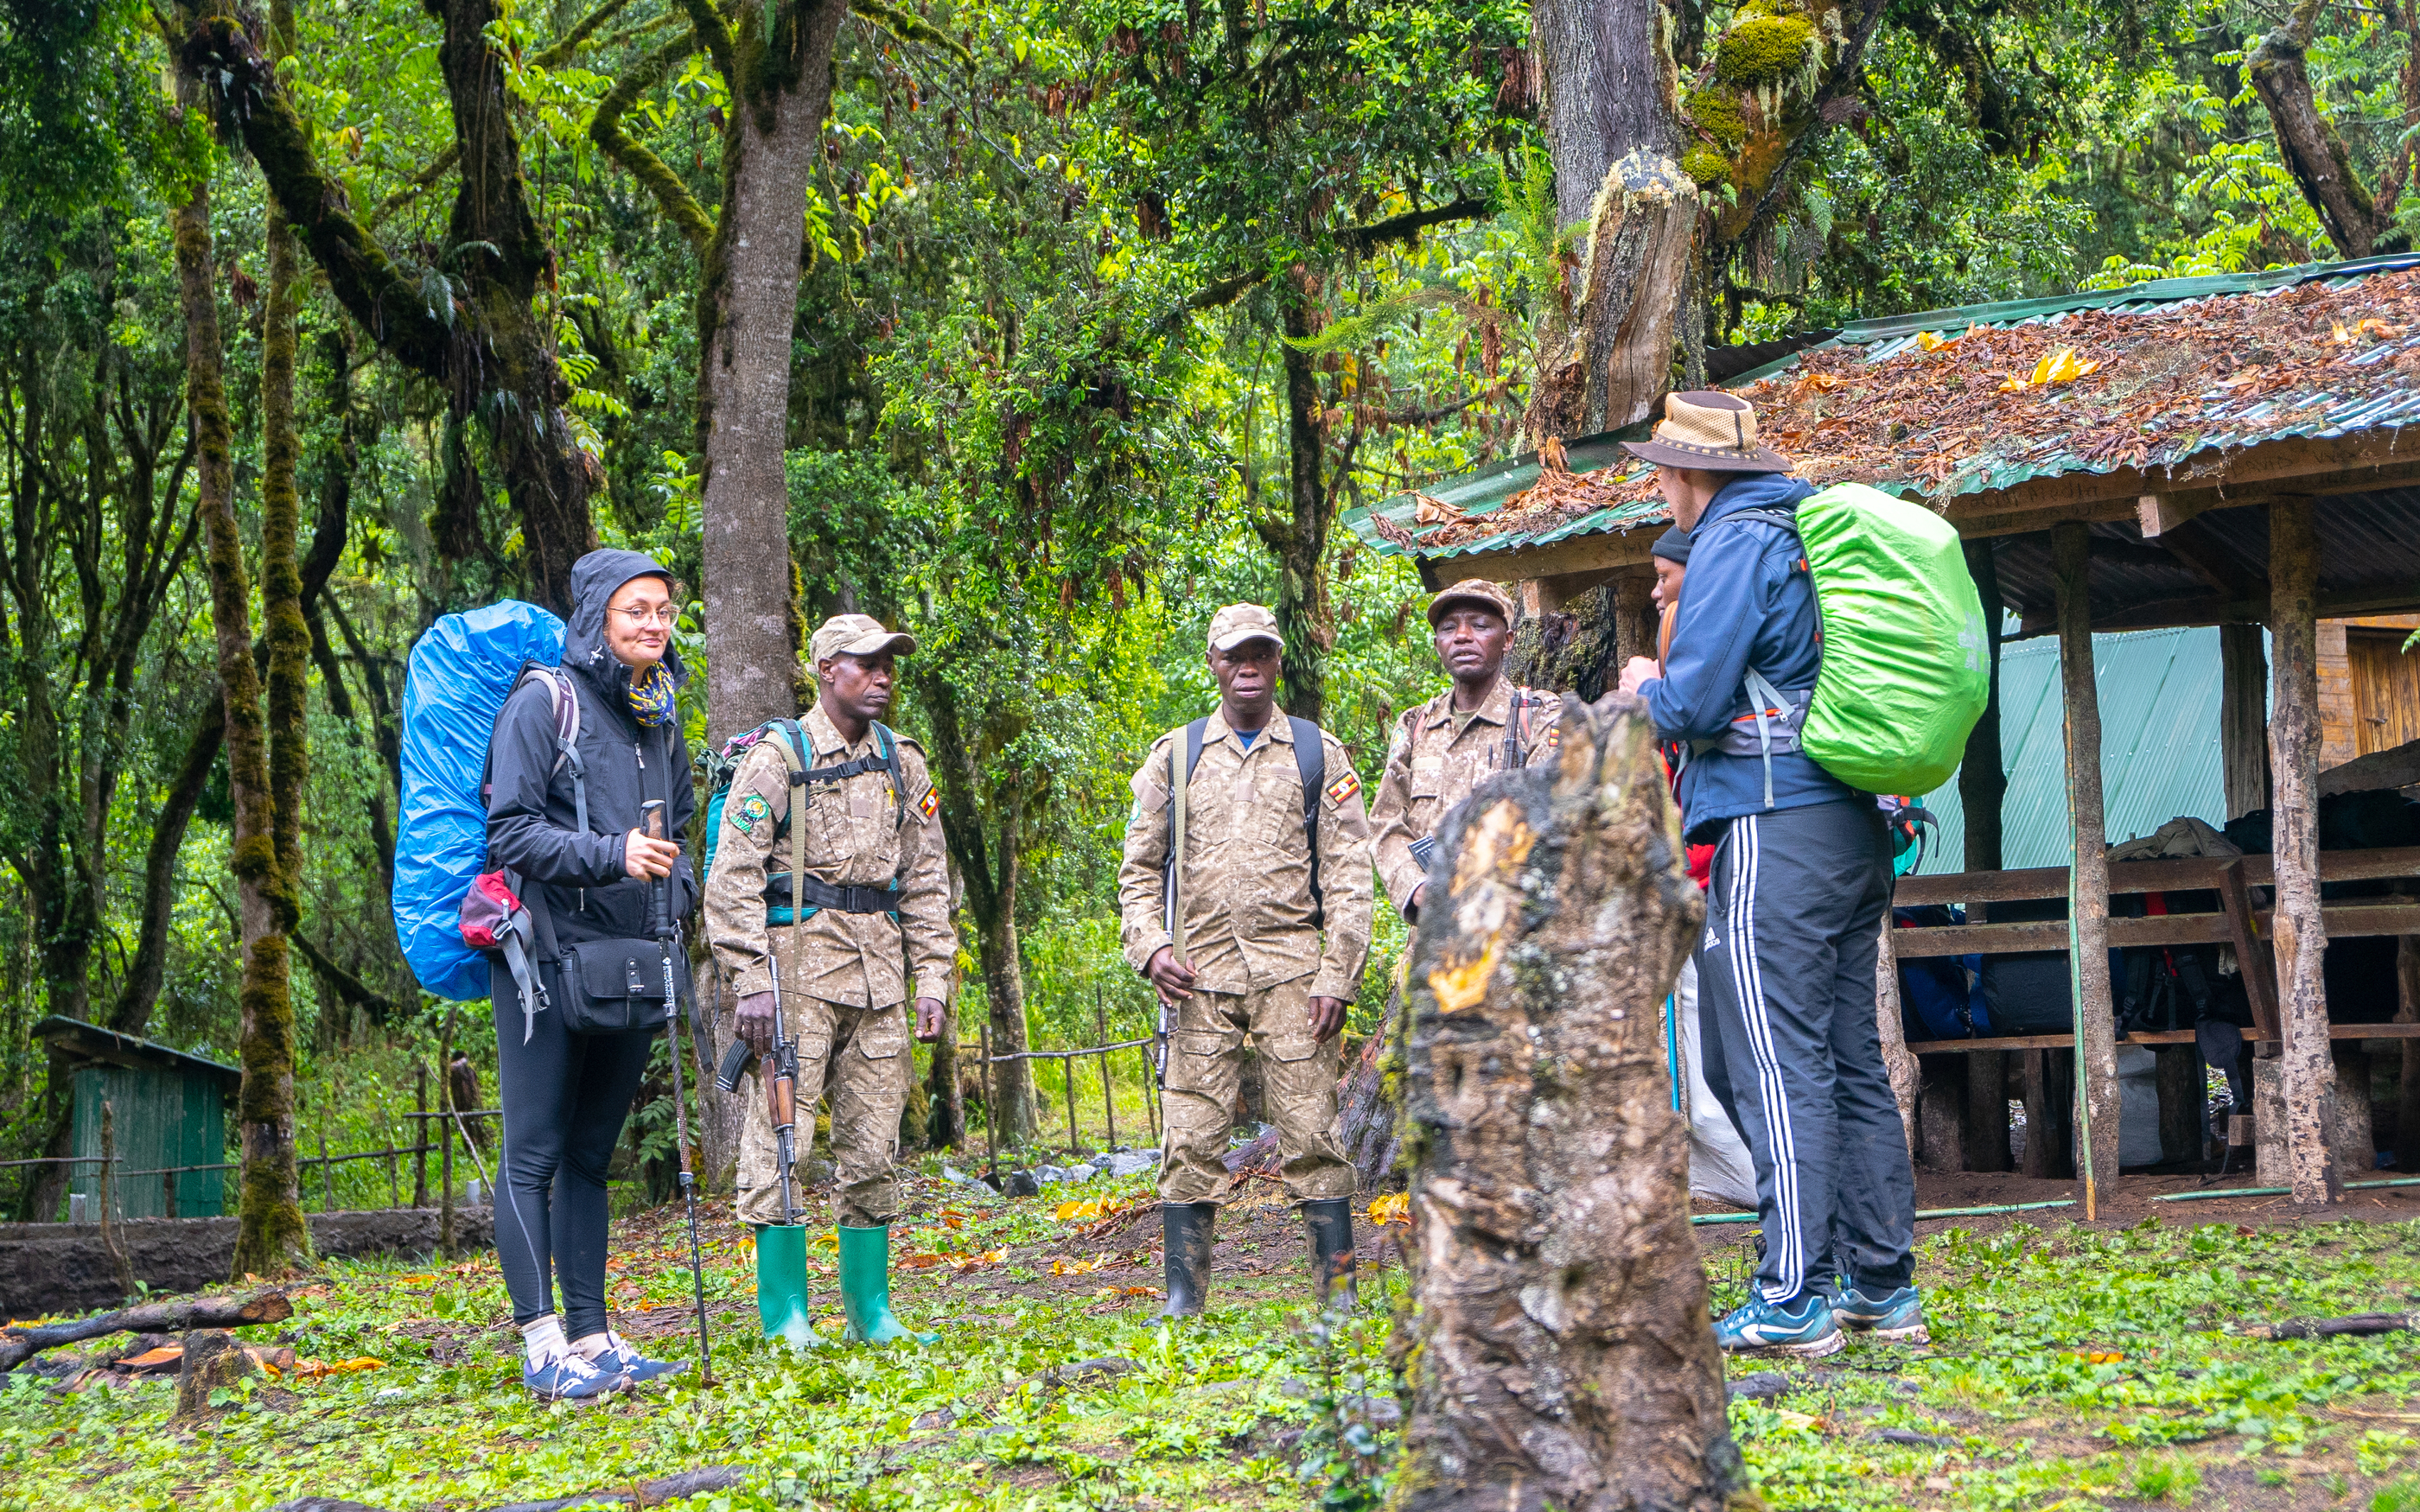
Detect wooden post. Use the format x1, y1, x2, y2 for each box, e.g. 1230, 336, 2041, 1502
2398, 937, 2420, 1172
2268, 498, 2341, 1205
2155, 1046, 2205, 1166
440, 1005, 459, 1255
1140, 1045, 1161, 1147
1959, 538, 2012, 1172
2220, 622, 2270, 819
318, 1130, 333, 1212
1095, 994, 1117, 1152
1965, 1045, 2010, 1172
979, 1024, 999, 1184
414, 1063, 430, 1208
1916, 1056, 1966, 1172
1874, 918, 1918, 1152
1958, 537, 2008, 883
2052, 522, 2119, 1217
1064, 1051, 1081, 1157
163, 1165, 179, 1221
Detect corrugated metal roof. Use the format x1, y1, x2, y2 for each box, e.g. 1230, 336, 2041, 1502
1347, 251, 2420, 567
1914, 627, 2241, 873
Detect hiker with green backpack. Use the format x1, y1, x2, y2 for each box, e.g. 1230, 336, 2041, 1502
702, 613, 955, 1348
1616, 391, 1987, 1359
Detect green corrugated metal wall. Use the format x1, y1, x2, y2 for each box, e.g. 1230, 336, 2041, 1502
67, 1064, 227, 1218
1914, 626, 2258, 874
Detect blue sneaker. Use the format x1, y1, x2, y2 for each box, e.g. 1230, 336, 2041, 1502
1713, 1294, 1844, 1357
522, 1349, 628, 1401
1834, 1284, 1928, 1344
584, 1331, 688, 1384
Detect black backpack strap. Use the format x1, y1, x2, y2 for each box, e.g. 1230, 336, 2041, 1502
1163, 719, 1210, 869
876, 721, 906, 829
1289, 716, 1325, 930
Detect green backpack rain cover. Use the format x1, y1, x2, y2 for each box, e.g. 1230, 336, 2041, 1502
1793, 482, 1990, 796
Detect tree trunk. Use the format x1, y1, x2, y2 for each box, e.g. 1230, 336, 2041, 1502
917, 674, 1038, 1140
2268, 498, 2340, 1205
172, 171, 310, 1279
262, 0, 310, 929
2249, 0, 2398, 260
1523, 153, 1701, 442
926, 997, 965, 1150
2221, 622, 2270, 819
177, 0, 597, 610
1394, 690, 1734, 1509
113, 698, 225, 1036
2053, 522, 2119, 1217
1261, 288, 1334, 726
693, 0, 848, 746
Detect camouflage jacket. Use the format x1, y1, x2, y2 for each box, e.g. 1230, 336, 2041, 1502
1116, 712, 1374, 1001
1368, 675, 1562, 918
704, 704, 956, 1008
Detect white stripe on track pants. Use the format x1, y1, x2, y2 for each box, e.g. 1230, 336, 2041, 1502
1699, 799, 1915, 1305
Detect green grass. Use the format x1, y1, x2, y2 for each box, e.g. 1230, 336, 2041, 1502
7, 1189, 2420, 1510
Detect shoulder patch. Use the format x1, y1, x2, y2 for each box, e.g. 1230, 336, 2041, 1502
919, 786, 940, 820
1324, 770, 1361, 805
733, 791, 773, 833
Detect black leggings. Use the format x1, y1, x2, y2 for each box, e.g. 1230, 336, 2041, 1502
490, 961, 657, 1337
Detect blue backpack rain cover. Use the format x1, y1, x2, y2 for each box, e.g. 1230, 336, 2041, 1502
394, 600, 566, 1001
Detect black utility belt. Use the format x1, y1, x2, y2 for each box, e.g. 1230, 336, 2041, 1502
763, 872, 901, 914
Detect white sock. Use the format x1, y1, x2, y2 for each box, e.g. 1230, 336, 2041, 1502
567, 1330, 614, 1362
520, 1315, 568, 1364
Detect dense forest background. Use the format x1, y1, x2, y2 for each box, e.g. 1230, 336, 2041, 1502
3, 0, 2414, 1222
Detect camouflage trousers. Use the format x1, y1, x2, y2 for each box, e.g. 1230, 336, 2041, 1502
736, 995, 911, 1228
1157, 975, 1353, 1206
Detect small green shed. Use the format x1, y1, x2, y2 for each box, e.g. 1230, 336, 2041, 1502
38, 1016, 243, 1219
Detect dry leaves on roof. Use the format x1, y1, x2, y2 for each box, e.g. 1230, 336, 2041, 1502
1747, 268, 2420, 495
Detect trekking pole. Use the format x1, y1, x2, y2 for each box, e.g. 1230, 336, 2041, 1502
642, 800, 715, 1387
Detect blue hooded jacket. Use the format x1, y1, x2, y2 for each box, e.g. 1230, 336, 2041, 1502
1642, 471, 1860, 840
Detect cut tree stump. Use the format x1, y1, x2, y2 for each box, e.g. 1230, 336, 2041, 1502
1392, 690, 1736, 1510
174, 1329, 263, 1416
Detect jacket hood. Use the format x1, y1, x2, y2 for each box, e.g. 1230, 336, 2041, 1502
562, 548, 689, 696
1698, 470, 1817, 528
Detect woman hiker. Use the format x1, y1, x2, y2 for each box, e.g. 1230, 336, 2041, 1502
485, 550, 697, 1399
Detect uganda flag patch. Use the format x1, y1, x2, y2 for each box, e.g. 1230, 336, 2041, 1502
1324, 771, 1360, 805
919, 786, 941, 820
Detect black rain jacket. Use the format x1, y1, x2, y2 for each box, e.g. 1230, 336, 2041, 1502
485, 550, 698, 945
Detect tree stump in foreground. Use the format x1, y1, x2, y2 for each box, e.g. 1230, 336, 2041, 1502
1392, 691, 1736, 1511
175, 1329, 263, 1417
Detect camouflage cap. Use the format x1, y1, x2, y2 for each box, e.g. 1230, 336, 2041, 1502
1207, 603, 1284, 652
810, 613, 917, 663
1425, 578, 1515, 628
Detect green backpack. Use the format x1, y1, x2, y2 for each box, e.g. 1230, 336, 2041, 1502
1717, 482, 1990, 799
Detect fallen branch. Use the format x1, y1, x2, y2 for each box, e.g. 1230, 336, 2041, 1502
2250, 1311, 2420, 1341
0, 1288, 292, 1373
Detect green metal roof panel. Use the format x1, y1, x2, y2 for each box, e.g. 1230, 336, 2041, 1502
1351, 252, 2420, 566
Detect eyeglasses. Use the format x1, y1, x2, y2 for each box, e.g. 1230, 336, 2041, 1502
609, 606, 678, 627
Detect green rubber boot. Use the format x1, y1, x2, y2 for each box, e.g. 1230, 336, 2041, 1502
754, 1224, 825, 1350
837, 1223, 937, 1344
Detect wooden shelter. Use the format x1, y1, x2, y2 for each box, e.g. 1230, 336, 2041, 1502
37, 1016, 242, 1219
1346, 253, 2420, 1209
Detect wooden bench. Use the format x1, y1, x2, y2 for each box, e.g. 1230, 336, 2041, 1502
1889, 844, 2420, 1057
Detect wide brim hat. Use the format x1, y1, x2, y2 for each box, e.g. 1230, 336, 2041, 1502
1620, 390, 1793, 473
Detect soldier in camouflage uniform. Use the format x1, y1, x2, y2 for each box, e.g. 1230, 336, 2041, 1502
1368, 579, 1563, 923
706, 613, 955, 1345
1118, 604, 1375, 1317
